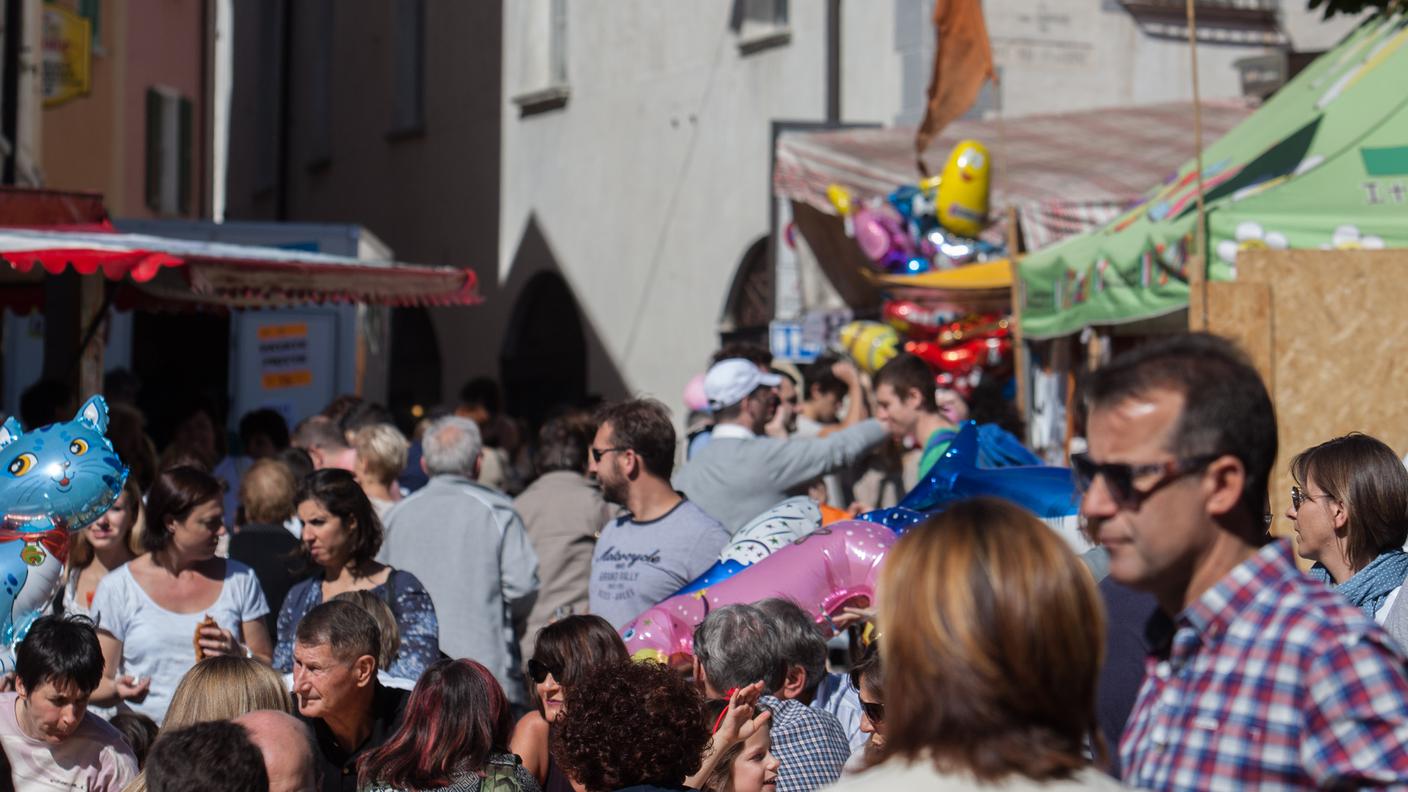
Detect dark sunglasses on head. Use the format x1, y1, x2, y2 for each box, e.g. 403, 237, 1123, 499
590, 446, 629, 463
1070, 452, 1221, 504
527, 658, 561, 684
859, 699, 884, 723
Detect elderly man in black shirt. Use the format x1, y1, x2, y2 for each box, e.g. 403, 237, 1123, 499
292, 601, 409, 792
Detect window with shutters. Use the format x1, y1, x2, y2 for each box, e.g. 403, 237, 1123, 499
144, 87, 192, 215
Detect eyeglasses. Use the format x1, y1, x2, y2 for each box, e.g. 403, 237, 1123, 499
1290, 485, 1333, 512
527, 658, 561, 684
590, 446, 629, 463
1070, 452, 1221, 505
859, 699, 884, 723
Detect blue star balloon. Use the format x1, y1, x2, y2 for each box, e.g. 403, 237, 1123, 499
860, 421, 1079, 533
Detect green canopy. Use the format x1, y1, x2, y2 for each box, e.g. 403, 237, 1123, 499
1018, 12, 1408, 339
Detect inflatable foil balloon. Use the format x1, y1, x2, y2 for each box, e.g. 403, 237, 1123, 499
837, 321, 899, 375
622, 520, 895, 666
937, 139, 991, 238
862, 421, 1078, 534
0, 396, 127, 671
674, 496, 822, 596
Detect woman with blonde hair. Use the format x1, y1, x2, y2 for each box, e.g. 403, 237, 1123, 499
163, 655, 293, 726
122, 656, 293, 792
351, 423, 410, 520
833, 496, 1124, 791
60, 478, 145, 618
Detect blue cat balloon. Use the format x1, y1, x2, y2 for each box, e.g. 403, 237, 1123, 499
0, 395, 127, 670
861, 421, 1079, 533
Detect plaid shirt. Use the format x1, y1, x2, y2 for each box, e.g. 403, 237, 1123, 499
761, 694, 850, 792
1121, 540, 1408, 790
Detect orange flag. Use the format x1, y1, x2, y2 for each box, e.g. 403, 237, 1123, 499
915, 0, 996, 174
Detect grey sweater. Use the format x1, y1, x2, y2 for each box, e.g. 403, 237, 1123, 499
673, 419, 888, 532
380, 475, 540, 704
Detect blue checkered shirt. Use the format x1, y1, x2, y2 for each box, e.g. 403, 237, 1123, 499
761, 694, 851, 792
1121, 540, 1408, 790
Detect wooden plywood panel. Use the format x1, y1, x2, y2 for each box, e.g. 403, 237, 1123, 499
1234, 249, 1408, 540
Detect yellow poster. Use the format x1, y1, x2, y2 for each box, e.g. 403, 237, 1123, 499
42, 4, 92, 108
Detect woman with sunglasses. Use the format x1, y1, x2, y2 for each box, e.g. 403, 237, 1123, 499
510, 615, 629, 791
849, 644, 886, 770
831, 497, 1125, 791
1286, 433, 1408, 640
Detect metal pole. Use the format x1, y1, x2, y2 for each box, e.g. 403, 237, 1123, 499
1186, 0, 1208, 329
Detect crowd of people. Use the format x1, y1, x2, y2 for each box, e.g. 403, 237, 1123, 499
4, 333, 1408, 790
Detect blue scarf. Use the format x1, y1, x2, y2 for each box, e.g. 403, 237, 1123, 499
1310, 548, 1408, 619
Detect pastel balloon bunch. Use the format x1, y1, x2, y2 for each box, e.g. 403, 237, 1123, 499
825, 139, 1001, 276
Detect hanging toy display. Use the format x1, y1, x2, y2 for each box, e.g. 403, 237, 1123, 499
0, 396, 127, 671
936, 139, 992, 239
827, 140, 1001, 276
837, 321, 900, 375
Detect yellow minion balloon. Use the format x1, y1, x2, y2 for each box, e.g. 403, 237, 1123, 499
936, 140, 991, 238
838, 321, 899, 375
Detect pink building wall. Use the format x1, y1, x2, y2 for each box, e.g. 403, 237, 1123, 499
42, 0, 205, 218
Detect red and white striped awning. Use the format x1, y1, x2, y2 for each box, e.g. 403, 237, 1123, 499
0, 227, 478, 309
773, 101, 1254, 251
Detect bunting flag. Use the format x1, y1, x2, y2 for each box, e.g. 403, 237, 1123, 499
915, 0, 997, 173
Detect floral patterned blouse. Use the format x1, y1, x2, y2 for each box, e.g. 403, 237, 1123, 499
273, 568, 440, 681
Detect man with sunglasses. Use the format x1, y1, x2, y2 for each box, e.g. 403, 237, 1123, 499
588, 399, 730, 629
1080, 333, 1408, 790
675, 358, 887, 533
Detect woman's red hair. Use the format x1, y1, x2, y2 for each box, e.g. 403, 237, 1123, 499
356, 659, 512, 788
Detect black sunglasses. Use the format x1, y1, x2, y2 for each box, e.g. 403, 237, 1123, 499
1070, 452, 1220, 504
590, 446, 629, 463
1290, 485, 1334, 512
527, 658, 561, 684
859, 699, 884, 723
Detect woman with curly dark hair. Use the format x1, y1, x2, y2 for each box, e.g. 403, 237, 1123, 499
552, 660, 710, 792
357, 658, 540, 791
510, 615, 629, 791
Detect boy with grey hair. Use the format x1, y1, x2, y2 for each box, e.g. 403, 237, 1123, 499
381, 415, 539, 705
693, 604, 850, 792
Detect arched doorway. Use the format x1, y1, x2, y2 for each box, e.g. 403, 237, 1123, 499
500, 271, 587, 429
387, 307, 442, 430
719, 235, 773, 346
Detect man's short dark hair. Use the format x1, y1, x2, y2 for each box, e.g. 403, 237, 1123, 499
536, 411, 595, 475
146, 721, 268, 792
291, 415, 350, 452
294, 600, 381, 664
756, 598, 827, 701
458, 377, 502, 415
238, 409, 290, 451
16, 615, 104, 695
874, 354, 938, 412
339, 401, 396, 435
1085, 332, 1276, 527
594, 399, 676, 480
802, 356, 846, 401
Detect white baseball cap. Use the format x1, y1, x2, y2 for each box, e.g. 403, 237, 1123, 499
704, 358, 782, 411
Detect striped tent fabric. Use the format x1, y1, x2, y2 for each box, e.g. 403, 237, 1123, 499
773, 101, 1253, 251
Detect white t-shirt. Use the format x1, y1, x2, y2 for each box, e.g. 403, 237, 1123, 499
1378, 584, 1403, 626
0, 692, 137, 791
90, 561, 269, 724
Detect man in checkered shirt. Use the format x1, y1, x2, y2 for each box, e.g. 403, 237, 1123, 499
1079, 333, 1408, 789
694, 604, 850, 792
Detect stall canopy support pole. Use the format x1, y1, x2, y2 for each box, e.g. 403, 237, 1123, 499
1186, 0, 1208, 331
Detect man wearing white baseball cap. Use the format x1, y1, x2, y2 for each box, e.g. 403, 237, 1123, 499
674, 358, 888, 532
